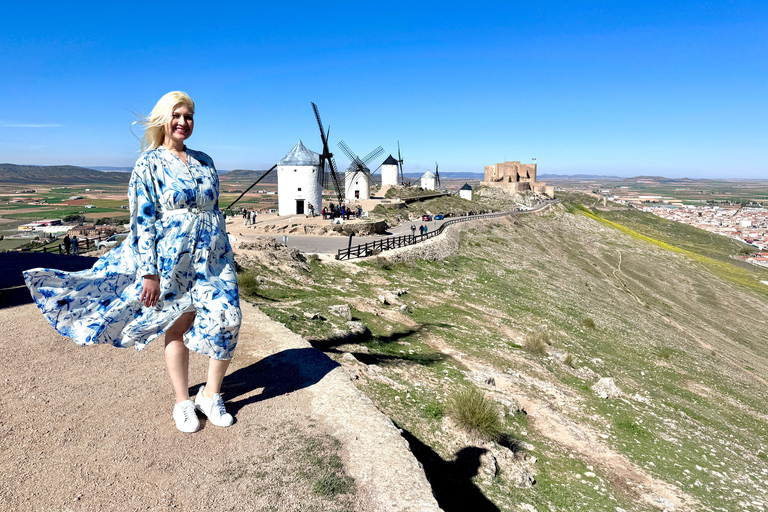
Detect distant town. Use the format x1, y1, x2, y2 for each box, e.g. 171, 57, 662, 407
636, 204, 768, 266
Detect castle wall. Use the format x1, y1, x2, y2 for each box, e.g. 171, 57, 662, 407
482, 160, 553, 197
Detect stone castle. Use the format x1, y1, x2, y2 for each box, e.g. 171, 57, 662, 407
482, 161, 554, 197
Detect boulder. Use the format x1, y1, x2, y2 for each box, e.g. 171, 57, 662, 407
329, 304, 352, 320
592, 377, 622, 399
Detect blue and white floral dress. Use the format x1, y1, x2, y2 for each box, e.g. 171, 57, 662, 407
24, 147, 241, 360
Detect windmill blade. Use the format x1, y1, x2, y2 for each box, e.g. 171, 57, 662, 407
337, 140, 358, 162
320, 125, 331, 187
348, 168, 364, 184
435, 162, 441, 188
361, 145, 384, 166
312, 102, 328, 149
370, 162, 383, 175
397, 141, 404, 184
329, 157, 344, 204
226, 164, 277, 210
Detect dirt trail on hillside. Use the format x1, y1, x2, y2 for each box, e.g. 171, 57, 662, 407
429, 341, 699, 512
610, 249, 768, 390
0, 301, 440, 512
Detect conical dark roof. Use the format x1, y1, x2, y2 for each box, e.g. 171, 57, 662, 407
459, 183, 472, 190
278, 140, 319, 166
382, 154, 398, 166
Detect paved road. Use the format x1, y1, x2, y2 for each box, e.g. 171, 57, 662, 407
238, 201, 555, 256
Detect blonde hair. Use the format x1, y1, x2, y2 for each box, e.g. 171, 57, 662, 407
134, 91, 195, 152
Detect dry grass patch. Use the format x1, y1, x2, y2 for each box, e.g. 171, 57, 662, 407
523, 330, 550, 356
446, 385, 503, 442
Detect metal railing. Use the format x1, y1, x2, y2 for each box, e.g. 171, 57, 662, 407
336, 211, 517, 260
21, 232, 114, 255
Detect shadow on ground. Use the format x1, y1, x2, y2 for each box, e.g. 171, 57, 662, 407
310, 323, 460, 369
398, 426, 501, 512
0, 252, 99, 308
203, 347, 339, 416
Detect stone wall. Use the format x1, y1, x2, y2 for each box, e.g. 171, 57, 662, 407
482, 160, 553, 198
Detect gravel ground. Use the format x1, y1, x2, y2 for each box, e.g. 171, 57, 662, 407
0, 298, 440, 512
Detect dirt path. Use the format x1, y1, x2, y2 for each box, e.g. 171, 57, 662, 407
0, 300, 440, 512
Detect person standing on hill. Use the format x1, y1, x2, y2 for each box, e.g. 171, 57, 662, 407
71, 235, 79, 256
24, 91, 242, 434
62, 234, 72, 255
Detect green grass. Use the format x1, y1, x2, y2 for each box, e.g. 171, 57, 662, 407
235, 198, 768, 511
574, 204, 768, 292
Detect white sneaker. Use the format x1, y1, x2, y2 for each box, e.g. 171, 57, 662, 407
194, 385, 234, 427
173, 400, 200, 433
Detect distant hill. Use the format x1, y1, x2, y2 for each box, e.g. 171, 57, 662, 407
402, 172, 484, 180
87, 166, 134, 173
540, 173, 623, 180
220, 169, 278, 183
0, 164, 130, 185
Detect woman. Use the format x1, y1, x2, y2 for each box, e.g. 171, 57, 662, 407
24, 91, 242, 433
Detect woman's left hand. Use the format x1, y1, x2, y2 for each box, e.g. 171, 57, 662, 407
140, 275, 160, 307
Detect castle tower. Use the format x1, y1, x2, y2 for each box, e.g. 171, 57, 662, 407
277, 140, 321, 216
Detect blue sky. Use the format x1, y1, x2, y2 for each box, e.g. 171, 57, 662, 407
1, 1, 766, 178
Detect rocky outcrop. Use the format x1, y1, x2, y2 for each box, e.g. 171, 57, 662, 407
592, 377, 622, 399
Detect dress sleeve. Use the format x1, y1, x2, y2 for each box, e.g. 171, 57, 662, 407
128, 155, 159, 276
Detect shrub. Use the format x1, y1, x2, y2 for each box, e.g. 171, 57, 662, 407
582, 318, 596, 329
237, 272, 260, 296
523, 331, 549, 356
371, 257, 392, 270
658, 347, 671, 360
447, 386, 503, 441
424, 402, 444, 420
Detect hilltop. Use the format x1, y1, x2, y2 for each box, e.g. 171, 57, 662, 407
234, 198, 768, 511
0, 163, 130, 185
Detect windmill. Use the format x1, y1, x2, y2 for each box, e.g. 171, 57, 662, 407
311, 102, 344, 206
435, 162, 441, 189
397, 141, 404, 184
337, 140, 384, 201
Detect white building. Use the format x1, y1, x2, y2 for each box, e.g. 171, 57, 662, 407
459, 183, 472, 200
277, 140, 322, 216
345, 165, 371, 202
420, 170, 436, 191
380, 154, 399, 186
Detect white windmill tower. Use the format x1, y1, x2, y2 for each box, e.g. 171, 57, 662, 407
380, 154, 399, 187
277, 140, 322, 216
337, 140, 383, 202
420, 170, 436, 191
420, 162, 440, 191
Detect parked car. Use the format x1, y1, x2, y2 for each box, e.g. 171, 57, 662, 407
421, 214, 432, 221
434, 214, 445, 220
96, 233, 129, 250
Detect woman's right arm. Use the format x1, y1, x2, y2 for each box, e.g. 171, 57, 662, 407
128, 156, 160, 306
